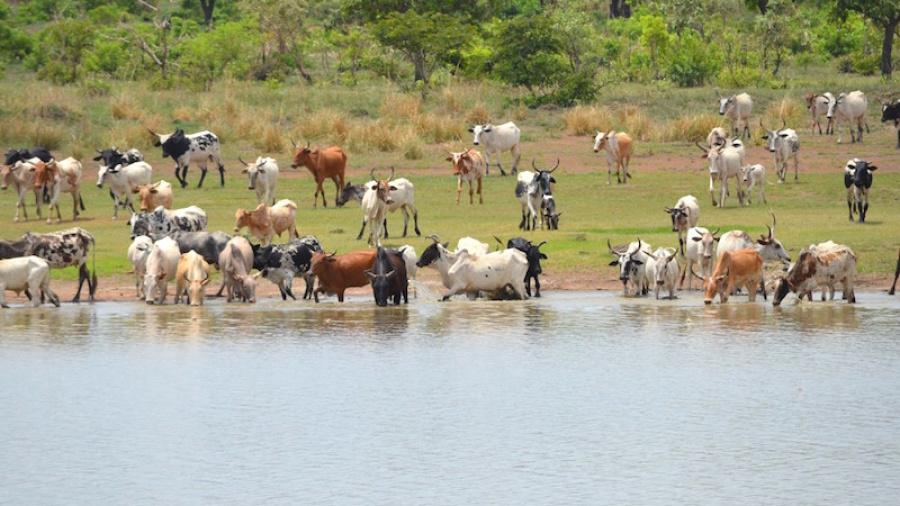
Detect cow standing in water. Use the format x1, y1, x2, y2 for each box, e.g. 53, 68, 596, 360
702, 248, 766, 305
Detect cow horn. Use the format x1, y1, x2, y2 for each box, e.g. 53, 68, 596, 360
695, 141, 709, 153
532, 158, 538, 171
388, 166, 395, 181
607, 239, 615, 254
548, 158, 559, 173
290, 139, 298, 148
96, 149, 103, 154
238, 156, 247, 166
691, 267, 704, 280
781, 117, 787, 129
537, 241, 547, 249
305, 139, 311, 150
770, 213, 777, 237
369, 167, 378, 181
427, 234, 441, 243
493, 235, 505, 246
711, 227, 720, 237
147, 127, 158, 137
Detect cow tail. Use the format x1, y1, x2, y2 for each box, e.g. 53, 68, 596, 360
90, 235, 98, 298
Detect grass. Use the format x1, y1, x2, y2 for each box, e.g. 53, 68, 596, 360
1, 69, 899, 289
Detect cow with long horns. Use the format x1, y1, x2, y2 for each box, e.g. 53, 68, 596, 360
148, 128, 225, 189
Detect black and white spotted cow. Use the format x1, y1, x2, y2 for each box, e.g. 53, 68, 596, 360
149, 128, 225, 189
4, 146, 53, 166
844, 158, 877, 223
880, 98, 900, 149
252, 235, 324, 300
0, 227, 96, 302
129, 205, 208, 239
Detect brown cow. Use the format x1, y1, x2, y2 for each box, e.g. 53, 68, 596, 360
773, 242, 857, 306
233, 199, 299, 246
702, 248, 766, 305
309, 249, 377, 303
446, 149, 486, 205
174, 250, 210, 306
133, 180, 174, 212
31, 157, 84, 224
290, 140, 347, 208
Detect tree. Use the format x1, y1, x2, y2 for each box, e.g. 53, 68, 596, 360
491, 15, 568, 99
238, 0, 314, 83
29, 19, 95, 84
836, 0, 900, 76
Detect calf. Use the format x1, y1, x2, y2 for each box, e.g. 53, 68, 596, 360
703, 248, 766, 305
608, 239, 654, 297
593, 130, 633, 184
133, 180, 173, 212
844, 158, 877, 223
365, 246, 409, 306
218, 236, 258, 303
879, 98, 900, 149
290, 140, 347, 207
446, 148, 486, 204
252, 236, 324, 300
0, 256, 60, 308
760, 120, 800, 183
664, 195, 700, 256
127, 235, 154, 299
174, 250, 211, 306
358, 168, 395, 248
310, 249, 377, 302
240, 156, 279, 206
149, 128, 225, 188
680, 226, 719, 290
143, 236, 181, 305
505, 237, 548, 298
3, 227, 97, 302
31, 157, 84, 224
234, 199, 299, 246
470, 121, 521, 176
129, 205, 208, 239
773, 242, 857, 305
515, 159, 558, 231
740, 163, 766, 204
97, 160, 153, 219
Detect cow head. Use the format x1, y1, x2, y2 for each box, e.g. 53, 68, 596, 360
365, 254, 398, 307
151, 128, 189, 159
593, 130, 616, 153
851, 159, 877, 189
664, 204, 691, 232
826, 93, 847, 119
879, 98, 900, 123
755, 214, 791, 264
469, 124, 494, 146
234, 204, 270, 233
290, 140, 315, 169
29, 160, 57, 188
336, 181, 365, 208
239, 156, 263, 189
446, 149, 476, 176
760, 119, 789, 153
370, 166, 397, 205
132, 181, 164, 212
233, 271, 261, 303
417, 235, 450, 268
532, 158, 559, 194
717, 92, 736, 115
608, 239, 644, 289
3, 148, 22, 167
130, 212, 151, 239
703, 267, 730, 304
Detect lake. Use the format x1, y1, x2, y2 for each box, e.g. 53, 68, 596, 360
1, 290, 899, 505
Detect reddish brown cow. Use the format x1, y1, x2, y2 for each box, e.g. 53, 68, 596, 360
233, 199, 298, 246
702, 248, 766, 305
290, 140, 347, 208
446, 149, 486, 205
309, 249, 377, 303
133, 180, 174, 212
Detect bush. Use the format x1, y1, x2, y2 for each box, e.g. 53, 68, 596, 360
666, 30, 719, 87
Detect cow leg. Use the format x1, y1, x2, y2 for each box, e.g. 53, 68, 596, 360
847, 195, 855, 221
519, 209, 527, 230
72, 264, 92, 302
218, 163, 226, 188
411, 207, 420, 236
496, 161, 507, 177
533, 274, 541, 298
382, 218, 390, 238
477, 178, 483, 204
197, 167, 208, 189
356, 217, 368, 241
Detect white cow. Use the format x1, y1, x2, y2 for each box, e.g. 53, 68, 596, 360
680, 226, 719, 290
0, 256, 59, 308
760, 121, 800, 183
696, 140, 744, 208
806, 92, 835, 135
827, 90, 869, 143
470, 121, 521, 176
143, 236, 181, 305
357, 173, 420, 243
218, 236, 259, 303
717, 215, 790, 266
717, 91, 753, 139
706, 127, 728, 148
608, 239, 654, 297
740, 164, 766, 204
441, 248, 528, 301
31, 157, 83, 224
664, 195, 700, 256
593, 131, 633, 184
1, 159, 43, 222
456, 237, 490, 256
240, 156, 279, 206
773, 241, 857, 305
648, 246, 679, 300
127, 235, 154, 299
97, 161, 152, 219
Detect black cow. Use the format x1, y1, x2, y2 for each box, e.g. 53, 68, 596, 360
252, 236, 323, 300
880, 98, 900, 149
149, 128, 225, 189
4, 147, 53, 166
844, 159, 877, 223
335, 181, 367, 207
495, 236, 548, 297
365, 246, 408, 306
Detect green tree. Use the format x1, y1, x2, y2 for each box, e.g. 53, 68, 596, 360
238, 0, 315, 83
28, 19, 95, 84
491, 15, 568, 99
836, 0, 900, 76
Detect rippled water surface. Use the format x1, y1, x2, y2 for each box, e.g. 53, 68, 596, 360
2, 291, 899, 505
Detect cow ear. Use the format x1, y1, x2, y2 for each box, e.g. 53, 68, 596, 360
691, 236, 703, 242
389, 185, 398, 191
868, 165, 878, 171
468, 127, 474, 133
445, 156, 453, 162
157, 272, 166, 280
608, 259, 620, 267
632, 260, 643, 266
443, 242, 449, 248
131, 187, 140, 194
539, 253, 548, 260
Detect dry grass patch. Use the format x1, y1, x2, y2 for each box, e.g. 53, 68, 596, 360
660, 114, 720, 142
110, 94, 141, 121
466, 105, 489, 125
381, 93, 421, 120
562, 105, 614, 135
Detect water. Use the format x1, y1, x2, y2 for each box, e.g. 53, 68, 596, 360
2, 291, 899, 505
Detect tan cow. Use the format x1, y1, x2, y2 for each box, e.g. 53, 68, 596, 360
593, 131, 633, 184
133, 180, 174, 212
31, 157, 83, 224
174, 250, 210, 306
290, 140, 347, 208
446, 149, 485, 205
233, 199, 299, 246
702, 248, 766, 305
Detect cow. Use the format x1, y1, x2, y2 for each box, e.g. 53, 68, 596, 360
161, 229, 232, 297
416, 236, 492, 299
890, 248, 900, 296
399, 245, 418, 281
446, 148, 486, 204
133, 180, 173, 213
127, 235, 154, 299
310, 249, 377, 303
773, 242, 857, 306
0, 227, 97, 302
740, 163, 766, 204
696, 139, 744, 208
844, 158, 877, 223
649, 247, 679, 300
495, 236, 548, 298
217, 236, 258, 303
93, 147, 143, 170
760, 120, 800, 183
240, 156, 279, 206
233, 199, 299, 246
706, 127, 728, 148
149, 128, 225, 189
593, 130, 634, 185
469, 121, 521, 176
827, 90, 869, 144
702, 248, 765, 304
31, 157, 84, 224
515, 159, 558, 231
4, 147, 53, 167
174, 250, 211, 306
365, 246, 409, 306
664, 195, 700, 256
717, 215, 791, 269
359, 170, 392, 248
97, 161, 153, 219
608, 239, 654, 297
806, 92, 835, 135
252, 235, 324, 301
0, 256, 60, 308
357, 176, 421, 241
335, 181, 367, 207
1, 159, 43, 222
441, 248, 528, 301
679, 226, 719, 291
290, 140, 347, 207
541, 192, 561, 230
878, 98, 900, 149
716, 91, 753, 139
143, 236, 181, 305
129, 205, 208, 239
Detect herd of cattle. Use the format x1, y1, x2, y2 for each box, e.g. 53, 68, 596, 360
1, 90, 899, 308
